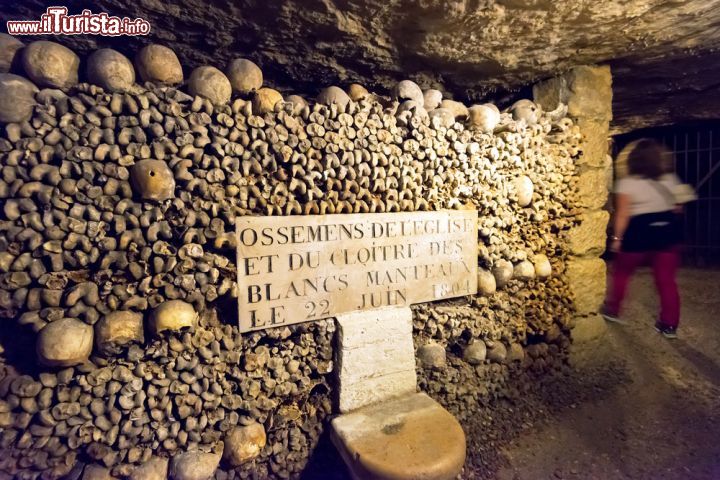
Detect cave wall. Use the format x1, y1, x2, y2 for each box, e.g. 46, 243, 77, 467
0, 41, 611, 479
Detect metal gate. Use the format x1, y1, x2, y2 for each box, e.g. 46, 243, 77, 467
614, 121, 720, 267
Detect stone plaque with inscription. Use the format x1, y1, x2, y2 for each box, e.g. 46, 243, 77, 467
236, 210, 478, 332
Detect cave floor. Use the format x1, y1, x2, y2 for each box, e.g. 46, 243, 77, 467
498, 267, 720, 480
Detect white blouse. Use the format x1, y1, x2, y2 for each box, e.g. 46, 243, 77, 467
614, 173, 681, 216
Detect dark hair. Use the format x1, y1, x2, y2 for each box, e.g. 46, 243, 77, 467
627, 139, 671, 179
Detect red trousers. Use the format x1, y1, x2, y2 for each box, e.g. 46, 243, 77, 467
605, 246, 681, 327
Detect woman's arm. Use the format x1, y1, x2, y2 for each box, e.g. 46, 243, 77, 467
611, 193, 631, 252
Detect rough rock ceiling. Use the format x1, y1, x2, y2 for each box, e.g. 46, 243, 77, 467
3, 0, 720, 134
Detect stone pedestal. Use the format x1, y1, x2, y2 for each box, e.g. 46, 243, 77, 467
535, 65, 613, 343
331, 307, 466, 480
331, 393, 466, 480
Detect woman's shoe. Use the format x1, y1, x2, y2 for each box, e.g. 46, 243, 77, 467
601, 307, 625, 324
654, 323, 678, 339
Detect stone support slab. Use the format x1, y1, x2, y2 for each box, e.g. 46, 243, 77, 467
533, 65, 612, 122
335, 307, 416, 413
535, 65, 612, 342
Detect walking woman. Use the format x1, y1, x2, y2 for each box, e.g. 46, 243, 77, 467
602, 139, 693, 338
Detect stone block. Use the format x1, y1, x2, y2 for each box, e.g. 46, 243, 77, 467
571, 314, 607, 343
568, 209, 610, 256
331, 393, 466, 480
338, 340, 416, 381
338, 371, 418, 414
336, 307, 413, 349
566, 257, 607, 314
534, 65, 612, 122
576, 117, 611, 168
335, 307, 417, 413
576, 167, 611, 210
566, 66, 613, 121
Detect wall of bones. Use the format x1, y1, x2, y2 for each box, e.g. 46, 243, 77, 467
0, 38, 605, 479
